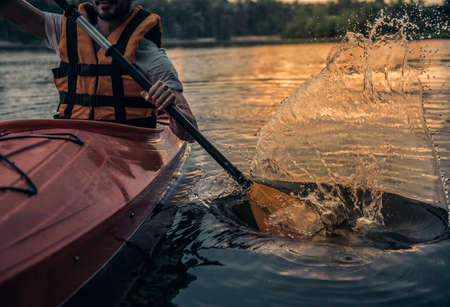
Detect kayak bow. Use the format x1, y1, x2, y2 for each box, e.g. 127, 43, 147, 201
0, 119, 187, 307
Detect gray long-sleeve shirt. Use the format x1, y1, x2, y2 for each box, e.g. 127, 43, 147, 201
44, 12, 183, 92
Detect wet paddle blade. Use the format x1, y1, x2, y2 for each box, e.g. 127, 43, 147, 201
247, 183, 325, 239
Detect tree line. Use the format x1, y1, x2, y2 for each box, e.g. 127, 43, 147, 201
1, 0, 449, 44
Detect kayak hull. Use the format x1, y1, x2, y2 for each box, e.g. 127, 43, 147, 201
0, 119, 187, 307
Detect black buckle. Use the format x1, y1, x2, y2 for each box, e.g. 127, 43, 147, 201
68, 63, 80, 76
79, 64, 94, 76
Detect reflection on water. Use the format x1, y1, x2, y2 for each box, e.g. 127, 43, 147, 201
123, 193, 450, 307
0, 52, 57, 120
0, 37, 449, 306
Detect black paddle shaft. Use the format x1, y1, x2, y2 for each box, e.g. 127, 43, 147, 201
54, 0, 252, 189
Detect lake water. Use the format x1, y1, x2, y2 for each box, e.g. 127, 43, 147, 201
0, 39, 449, 306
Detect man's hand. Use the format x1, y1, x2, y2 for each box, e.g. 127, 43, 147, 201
0, 0, 45, 38
141, 80, 198, 142
140, 80, 175, 115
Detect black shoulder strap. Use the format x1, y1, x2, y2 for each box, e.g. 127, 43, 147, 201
111, 9, 151, 121
145, 25, 162, 48
63, 15, 79, 118
84, 3, 98, 25
116, 9, 151, 53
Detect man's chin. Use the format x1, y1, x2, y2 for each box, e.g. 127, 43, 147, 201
96, 7, 130, 21
97, 9, 123, 21
98, 12, 116, 21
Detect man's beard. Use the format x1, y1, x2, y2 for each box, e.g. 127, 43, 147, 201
94, 0, 131, 21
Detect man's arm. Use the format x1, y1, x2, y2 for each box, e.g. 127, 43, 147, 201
136, 39, 197, 142
170, 90, 198, 142
0, 0, 46, 38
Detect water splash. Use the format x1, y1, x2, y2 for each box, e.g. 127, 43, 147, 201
250, 11, 447, 236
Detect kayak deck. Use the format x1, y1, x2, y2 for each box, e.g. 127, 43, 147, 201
0, 119, 186, 307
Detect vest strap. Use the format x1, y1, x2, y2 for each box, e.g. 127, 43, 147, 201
116, 10, 151, 53
64, 15, 79, 119
52, 62, 124, 78
145, 24, 162, 48
111, 9, 151, 121
59, 92, 154, 109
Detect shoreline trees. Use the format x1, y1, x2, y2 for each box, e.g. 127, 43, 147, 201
0, 0, 448, 44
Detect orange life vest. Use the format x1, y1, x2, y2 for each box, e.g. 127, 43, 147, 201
52, 2, 162, 122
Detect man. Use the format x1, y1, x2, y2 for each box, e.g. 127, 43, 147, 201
0, 0, 197, 142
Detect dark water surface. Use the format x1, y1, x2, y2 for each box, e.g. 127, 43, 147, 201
0, 41, 449, 306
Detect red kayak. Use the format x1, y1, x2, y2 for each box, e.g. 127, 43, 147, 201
0, 119, 187, 307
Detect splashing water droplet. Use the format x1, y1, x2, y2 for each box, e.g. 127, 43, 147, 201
250, 11, 447, 236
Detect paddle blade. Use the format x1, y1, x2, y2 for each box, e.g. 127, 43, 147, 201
247, 183, 325, 239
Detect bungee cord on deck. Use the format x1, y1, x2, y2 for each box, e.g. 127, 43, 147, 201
0, 133, 84, 195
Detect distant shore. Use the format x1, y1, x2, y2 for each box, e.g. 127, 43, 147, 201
0, 36, 338, 51
163, 36, 338, 48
